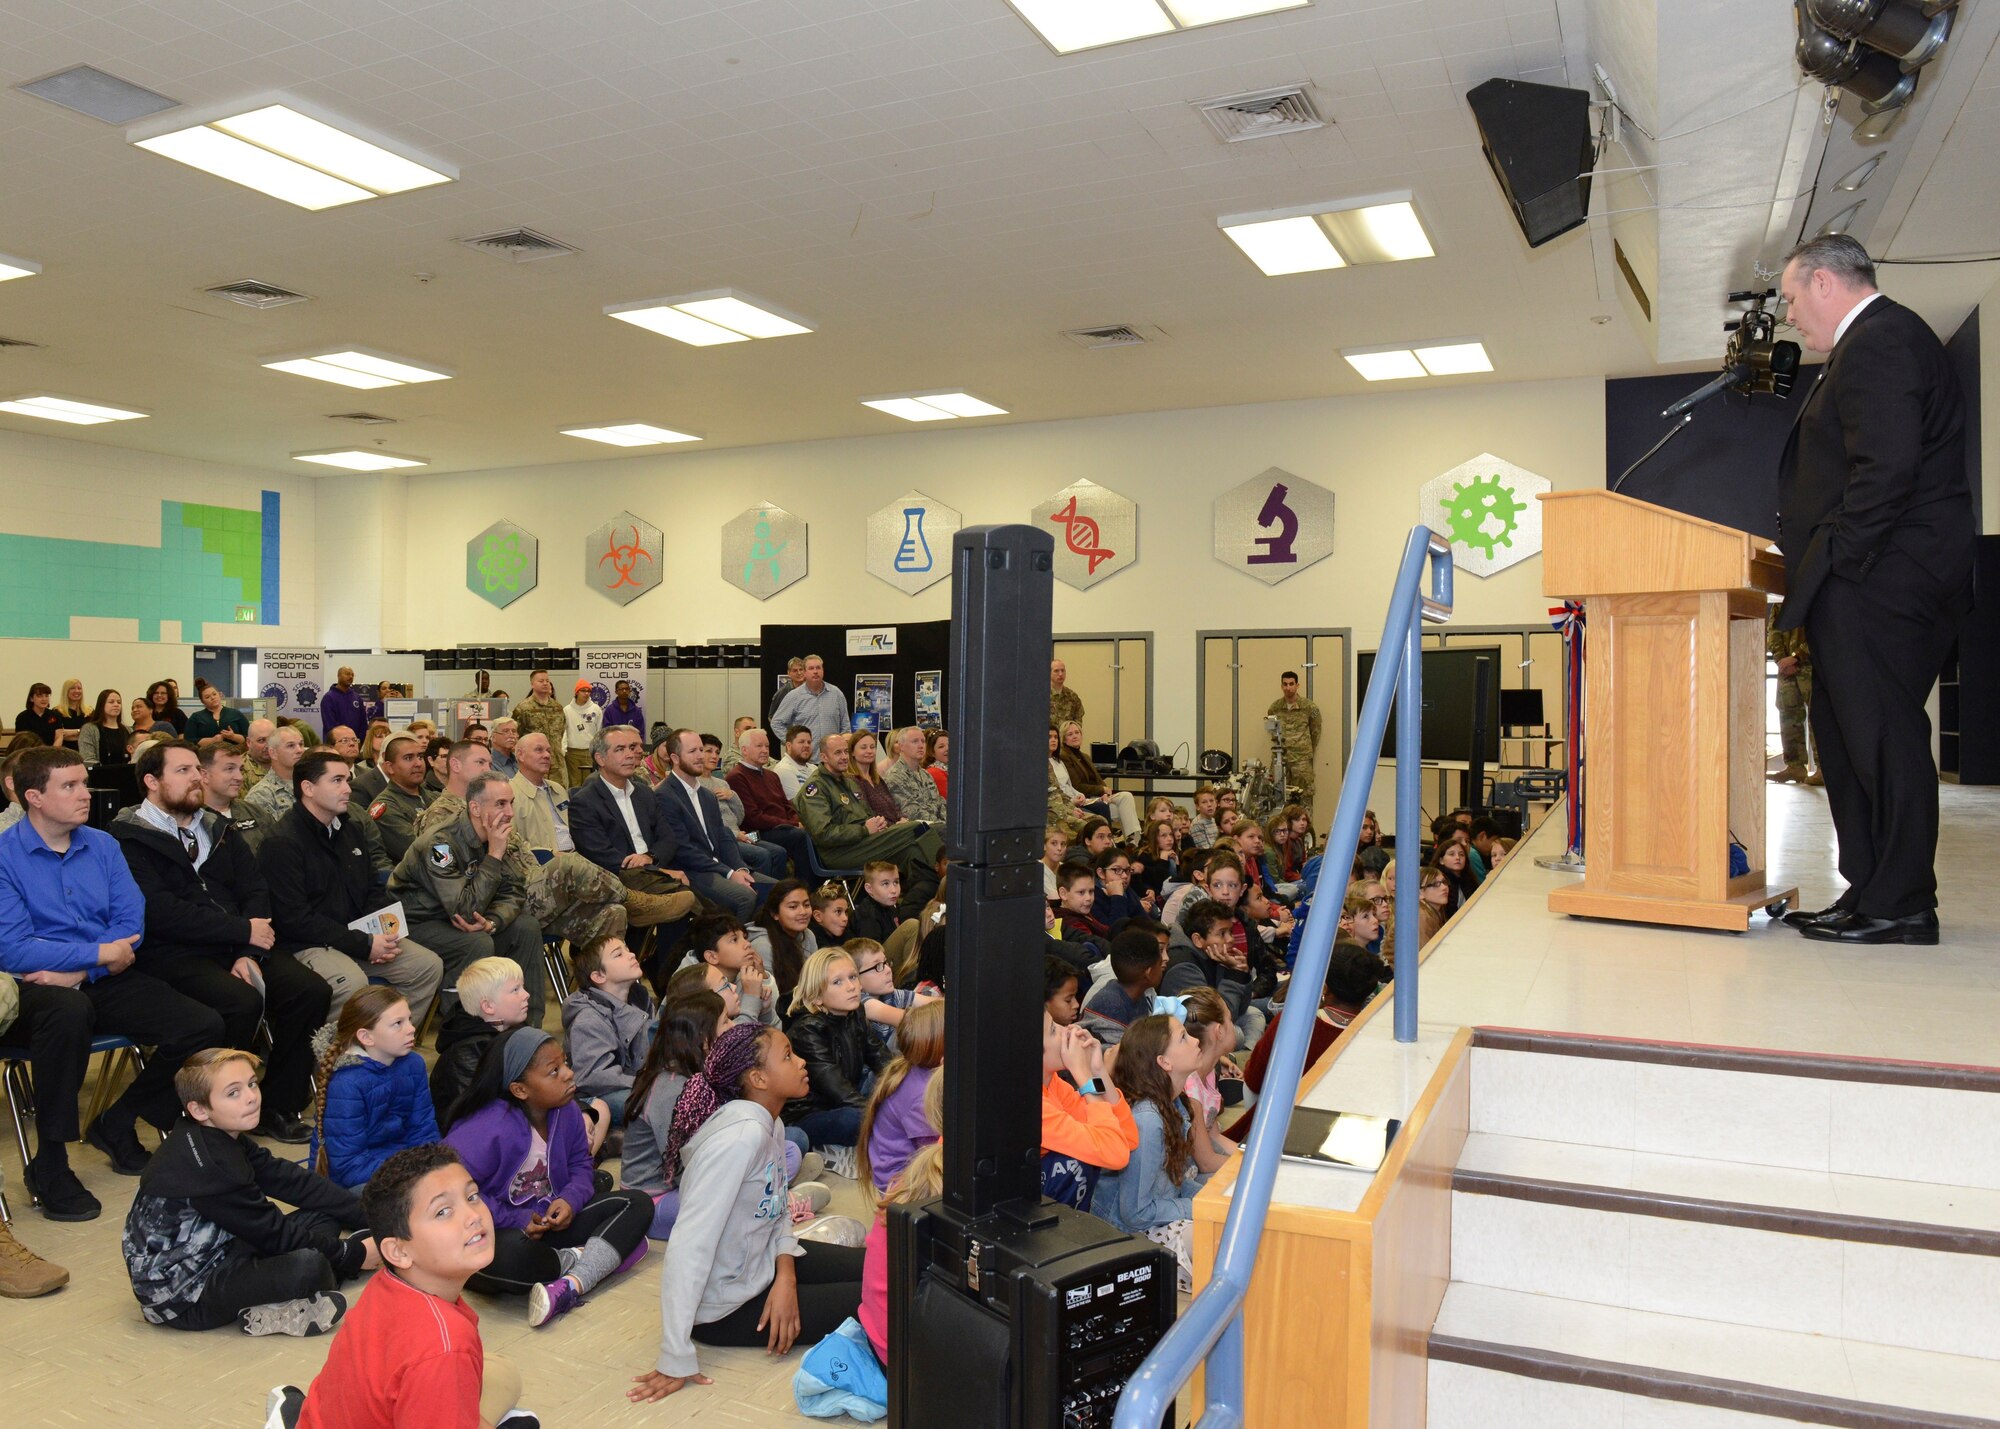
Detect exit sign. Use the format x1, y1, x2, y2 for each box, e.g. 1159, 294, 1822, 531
234, 606, 257, 623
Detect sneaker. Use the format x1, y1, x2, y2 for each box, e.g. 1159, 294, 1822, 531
527, 1275, 581, 1328
263, 1385, 305, 1429
25, 1157, 101, 1223
818, 1144, 858, 1180
240, 1292, 347, 1337
85, 1114, 150, 1176
496, 1412, 542, 1429
789, 1182, 832, 1224
0, 1221, 69, 1298
592, 1167, 614, 1197
794, 1151, 827, 1186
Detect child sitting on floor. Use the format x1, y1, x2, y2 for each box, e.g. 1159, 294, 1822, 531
860, 1070, 944, 1363
785, 947, 892, 1157
634, 1025, 866, 1404
1056, 863, 1112, 948
1097, 1012, 1214, 1291
676, 913, 779, 1029
1044, 956, 1082, 1028
1040, 1012, 1138, 1213
1080, 930, 1168, 1047
282, 1145, 540, 1429
312, 986, 439, 1192
442, 1027, 654, 1328
853, 935, 936, 1042
856, 1001, 945, 1195
124, 1048, 374, 1337
1174, 987, 1246, 1170
561, 934, 657, 1125
430, 956, 531, 1121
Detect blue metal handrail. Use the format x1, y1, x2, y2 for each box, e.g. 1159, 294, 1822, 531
1113, 524, 1453, 1429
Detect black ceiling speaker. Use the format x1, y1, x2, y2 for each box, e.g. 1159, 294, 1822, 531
1466, 78, 1596, 248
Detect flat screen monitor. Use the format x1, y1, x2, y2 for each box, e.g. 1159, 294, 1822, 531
1499, 688, 1545, 728
1354, 646, 1502, 763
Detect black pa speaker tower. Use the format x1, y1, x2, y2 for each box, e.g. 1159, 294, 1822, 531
1467, 78, 1595, 248
888, 525, 1176, 1429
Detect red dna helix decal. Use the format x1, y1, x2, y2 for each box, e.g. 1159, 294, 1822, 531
1049, 494, 1113, 574
598, 526, 653, 588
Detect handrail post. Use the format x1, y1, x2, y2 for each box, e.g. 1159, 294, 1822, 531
1393, 594, 1423, 1043
1112, 525, 1450, 1429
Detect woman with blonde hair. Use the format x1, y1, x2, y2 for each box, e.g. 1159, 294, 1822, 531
784, 947, 891, 1152
1056, 719, 1140, 837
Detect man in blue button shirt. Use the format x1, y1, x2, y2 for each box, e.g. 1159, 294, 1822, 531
0, 746, 223, 1219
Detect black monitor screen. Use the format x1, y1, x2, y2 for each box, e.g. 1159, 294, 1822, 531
1499, 688, 1545, 727
1354, 646, 1503, 763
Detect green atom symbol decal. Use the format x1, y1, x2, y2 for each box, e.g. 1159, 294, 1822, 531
1441, 472, 1527, 557
478, 530, 528, 592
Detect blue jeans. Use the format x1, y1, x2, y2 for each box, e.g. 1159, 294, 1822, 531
597, 1087, 630, 1125
792, 1105, 864, 1148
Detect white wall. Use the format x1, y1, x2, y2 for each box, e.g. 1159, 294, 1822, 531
392, 378, 1608, 764
0, 426, 317, 714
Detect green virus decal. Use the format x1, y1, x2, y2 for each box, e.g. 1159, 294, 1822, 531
1441, 472, 1527, 557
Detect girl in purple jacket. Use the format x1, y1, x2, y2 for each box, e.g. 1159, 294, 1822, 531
443, 1027, 652, 1327
855, 1000, 944, 1195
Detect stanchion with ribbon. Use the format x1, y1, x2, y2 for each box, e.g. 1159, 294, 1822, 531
1535, 600, 1586, 872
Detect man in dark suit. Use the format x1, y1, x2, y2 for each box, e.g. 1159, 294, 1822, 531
653, 727, 773, 919
568, 725, 695, 906
1774, 234, 1972, 945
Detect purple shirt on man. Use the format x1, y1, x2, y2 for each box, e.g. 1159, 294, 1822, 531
601, 698, 645, 732
318, 684, 369, 739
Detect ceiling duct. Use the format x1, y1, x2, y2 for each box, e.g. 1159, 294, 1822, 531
1062, 324, 1152, 349
325, 412, 399, 425
1194, 86, 1326, 143
203, 279, 312, 309
457, 228, 578, 262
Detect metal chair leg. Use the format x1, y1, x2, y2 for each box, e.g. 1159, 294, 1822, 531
3, 1062, 35, 1207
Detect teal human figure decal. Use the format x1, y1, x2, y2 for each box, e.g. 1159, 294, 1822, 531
745, 516, 788, 583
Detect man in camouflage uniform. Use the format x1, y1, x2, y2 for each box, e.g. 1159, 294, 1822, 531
1767, 616, 1818, 785
881, 725, 947, 825
796, 733, 943, 913
1049, 658, 1084, 733
414, 738, 691, 950
509, 667, 569, 751
1266, 670, 1323, 806
390, 771, 546, 1022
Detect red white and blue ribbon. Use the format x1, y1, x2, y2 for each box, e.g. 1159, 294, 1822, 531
1549, 601, 1585, 857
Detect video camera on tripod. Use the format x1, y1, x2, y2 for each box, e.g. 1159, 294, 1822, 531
1661, 290, 1804, 419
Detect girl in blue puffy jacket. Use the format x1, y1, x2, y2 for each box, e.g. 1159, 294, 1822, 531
311, 985, 439, 1190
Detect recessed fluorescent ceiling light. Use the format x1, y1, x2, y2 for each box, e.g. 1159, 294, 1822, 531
863, 393, 1009, 422
0, 253, 41, 282
1412, 341, 1493, 375
605, 292, 813, 346
1342, 342, 1493, 381
135, 104, 452, 210
1343, 349, 1427, 382
292, 448, 427, 470
1221, 216, 1345, 275
0, 394, 148, 424
263, 350, 451, 388
1008, 0, 1306, 54
1222, 199, 1434, 276
562, 423, 702, 447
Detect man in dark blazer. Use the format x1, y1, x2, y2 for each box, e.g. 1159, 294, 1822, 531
652, 727, 773, 919
1774, 234, 1972, 945
568, 725, 695, 905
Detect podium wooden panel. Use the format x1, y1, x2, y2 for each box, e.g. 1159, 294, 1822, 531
1539, 491, 1796, 932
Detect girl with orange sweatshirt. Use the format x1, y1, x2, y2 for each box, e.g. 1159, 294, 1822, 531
1040, 1013, 1139, 1213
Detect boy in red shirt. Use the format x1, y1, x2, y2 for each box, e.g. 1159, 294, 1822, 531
268, 1145, 537, 1429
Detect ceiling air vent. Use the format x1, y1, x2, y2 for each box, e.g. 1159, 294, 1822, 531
1195, 85, 1326, 144
326, 412, 398, 425
17, 65, 178, 124
1063, 324, 1151, 350
457, 228, 578, 262
204, 279, 311, 309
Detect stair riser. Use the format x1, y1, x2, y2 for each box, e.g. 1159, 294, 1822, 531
1428, 1359, 1846, 1429
1469, 1047, 2000, 1189
1451, 1190, 2000, 1362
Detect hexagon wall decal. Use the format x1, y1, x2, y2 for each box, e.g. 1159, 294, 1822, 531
1031, 478, 1137, 591
721, 503, 808, 600
585, 509, 664, 605
1419, 452, 1550, 578
466, 519, 538, 608
866, 490, 960, 595
1212, 467, 1335, 585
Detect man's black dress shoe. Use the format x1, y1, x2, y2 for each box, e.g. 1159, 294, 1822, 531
1800, 909, 1940, 945
256, 1112, 313, 1145
1782, 903, 1849, 929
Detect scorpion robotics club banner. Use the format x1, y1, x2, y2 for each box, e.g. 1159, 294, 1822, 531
257, 647, 327, 720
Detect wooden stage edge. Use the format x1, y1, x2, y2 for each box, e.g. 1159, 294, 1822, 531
1546, 880, 1799, 933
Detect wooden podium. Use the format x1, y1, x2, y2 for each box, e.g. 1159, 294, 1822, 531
1539, 491, 1798, 932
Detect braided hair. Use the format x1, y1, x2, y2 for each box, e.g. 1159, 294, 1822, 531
312, 984, 409, 1175
661, 1022, 772, 1185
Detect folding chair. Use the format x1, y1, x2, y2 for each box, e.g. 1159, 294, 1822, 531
3, 1034, 144, 1208
544, 937, 574, 1004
